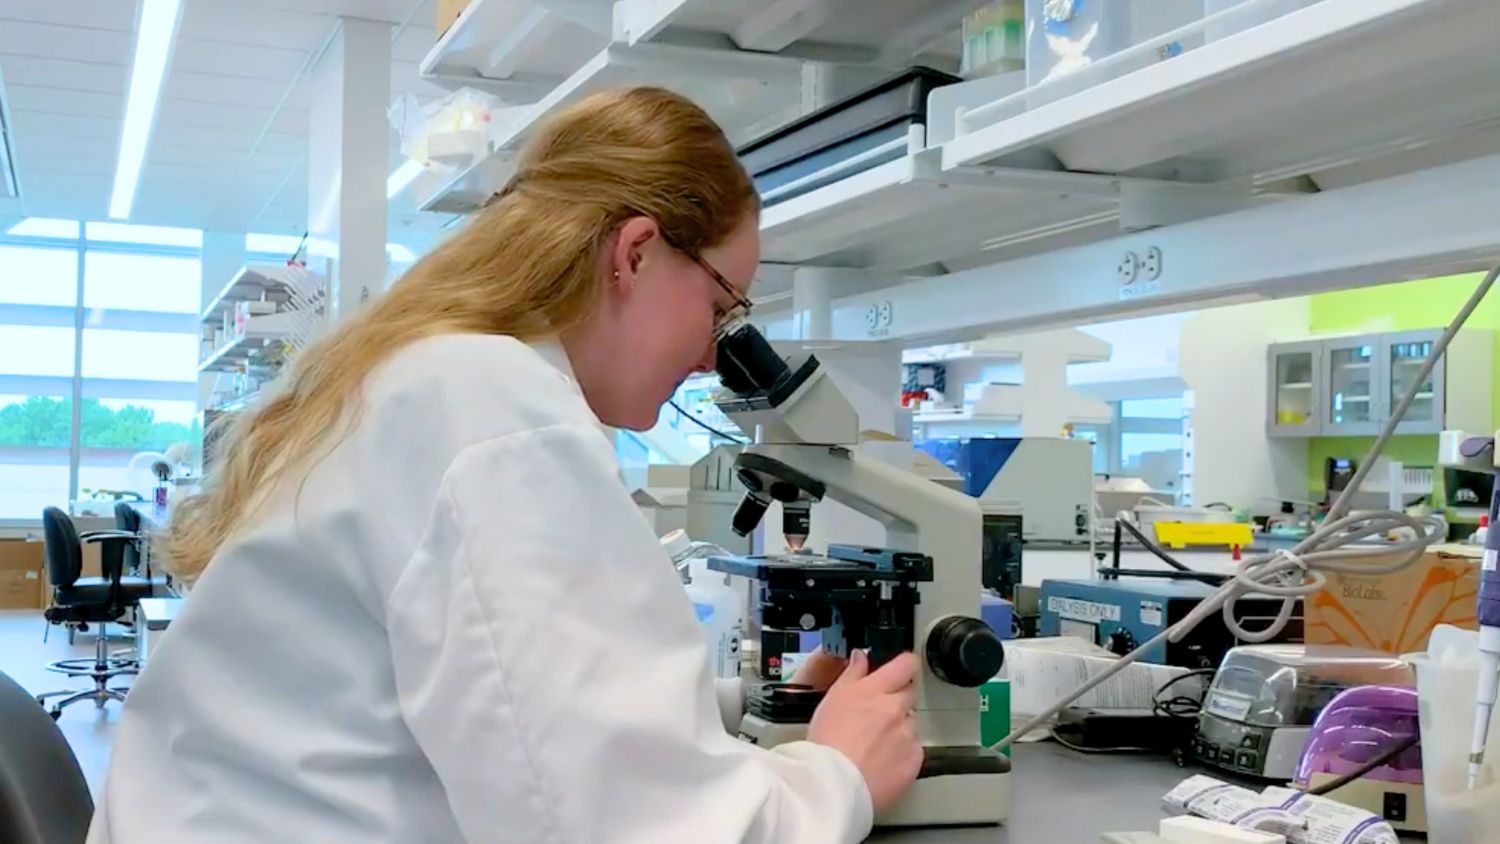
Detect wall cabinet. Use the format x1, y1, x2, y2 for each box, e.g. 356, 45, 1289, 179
1267, 329, 1491, 438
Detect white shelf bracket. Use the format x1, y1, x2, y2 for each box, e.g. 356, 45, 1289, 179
1118, 178, 1255, 232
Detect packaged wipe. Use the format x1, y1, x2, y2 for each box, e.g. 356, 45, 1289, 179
1163, 776, 1398, 844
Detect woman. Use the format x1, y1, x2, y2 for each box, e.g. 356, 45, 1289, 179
89, 88, 922, 844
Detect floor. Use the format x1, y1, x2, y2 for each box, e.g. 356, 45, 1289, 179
0, 609, 125, 796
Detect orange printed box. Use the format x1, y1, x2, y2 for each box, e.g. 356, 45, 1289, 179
1305, 544, 1480, 655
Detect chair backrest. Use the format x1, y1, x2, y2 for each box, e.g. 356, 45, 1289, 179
0, 669, 94, 844
40, 508, 82, 591
113, 502, 141, 572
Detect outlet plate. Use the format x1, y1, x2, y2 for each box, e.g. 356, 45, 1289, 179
1118, 251, 1139, 284
1143, 246, 1162, 280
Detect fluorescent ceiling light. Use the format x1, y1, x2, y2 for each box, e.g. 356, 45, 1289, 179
109, 0, 184, 220
386, 160, 424, 199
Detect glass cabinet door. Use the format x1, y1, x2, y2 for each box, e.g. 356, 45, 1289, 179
1386, 330, 1445, 434
1267, 342, 1321, 436
1324, 336, 1381, 436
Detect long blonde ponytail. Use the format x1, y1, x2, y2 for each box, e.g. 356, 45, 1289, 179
162, 87, 757, 580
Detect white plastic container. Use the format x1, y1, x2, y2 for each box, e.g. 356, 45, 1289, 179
662, 530, 745, 680
1404, 626, 1500, 842
1025, 0, 1204, 89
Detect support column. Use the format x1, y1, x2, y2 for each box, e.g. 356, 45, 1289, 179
307, 17, 391, 322
790, 266, 836, 340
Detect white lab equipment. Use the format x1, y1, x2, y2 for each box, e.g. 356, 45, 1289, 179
661, 530, 745, 680
1404, 625, 1500, 842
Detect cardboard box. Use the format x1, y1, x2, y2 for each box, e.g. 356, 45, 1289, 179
436, 0, 471, 38
0, 539, 45, 610
1305, 544, 1479, 654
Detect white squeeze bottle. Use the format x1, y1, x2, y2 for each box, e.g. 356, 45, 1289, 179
661, 530, 745, 679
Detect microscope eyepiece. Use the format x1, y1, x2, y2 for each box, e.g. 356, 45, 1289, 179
715, 320, 792, 398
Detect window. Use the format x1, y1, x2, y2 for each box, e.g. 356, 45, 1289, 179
83, 252, 200, 314
1092, 395, 1187, 496
0, 393, 71, 514
0, 245, 77, 306
0, 238, 79, 519
0, 221, 204, 523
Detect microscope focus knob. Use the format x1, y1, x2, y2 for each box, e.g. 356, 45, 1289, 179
925, 616, 1004, 688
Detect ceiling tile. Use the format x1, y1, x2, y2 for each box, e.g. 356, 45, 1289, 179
0, 21, 132, 65
0, 56, 128, 94
212, 0, 427, 26
3, 84, 123, 119
162, 70, 312, 110
0, 1, 136, 32
391, 23, 438, 63
172, 37, 306, 82
178, 2, 335, 52
157, 97, 280, 134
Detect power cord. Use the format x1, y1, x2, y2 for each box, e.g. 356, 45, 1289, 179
987, 261, 1500, 754
1154, 669, 1216, 720
668, 399, 746, 443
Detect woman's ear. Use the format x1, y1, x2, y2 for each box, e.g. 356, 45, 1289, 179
611, 216, 661, 288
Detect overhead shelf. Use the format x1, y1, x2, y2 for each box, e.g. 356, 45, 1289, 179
201, 264, 309, 327
941, 0, 1500, 184
422, 42, 806, 213
761, 0, 1500, 273
419, 0, 611, 96
759, 148, 1129, 270
198, 312, 299, 374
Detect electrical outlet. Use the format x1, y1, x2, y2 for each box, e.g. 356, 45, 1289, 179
877, 300, 893, 328
1117, 252, 1139, 284
866, 304, 882, 330
1142, 246, 1162, 280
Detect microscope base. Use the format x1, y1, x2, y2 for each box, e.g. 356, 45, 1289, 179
738, 714, 1011, 827
881, 769, 1011, 827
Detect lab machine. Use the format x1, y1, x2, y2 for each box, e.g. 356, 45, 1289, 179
1293, 685, 1426, 833
705, 320, 1010, 828
1192, 645, 1413, 782
1038, 577, 1304, 669
918, 436, 1093, 545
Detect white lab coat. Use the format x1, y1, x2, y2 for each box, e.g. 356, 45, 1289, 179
88, 335, 871, 844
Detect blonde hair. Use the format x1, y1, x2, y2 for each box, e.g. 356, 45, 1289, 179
162, 87, 757, 579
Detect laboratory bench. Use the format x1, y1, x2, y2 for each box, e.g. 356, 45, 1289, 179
870, 742, 1423, 843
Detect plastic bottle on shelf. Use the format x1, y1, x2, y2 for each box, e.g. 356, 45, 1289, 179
1472, 515, 1490, 546
661, 530, 745, 679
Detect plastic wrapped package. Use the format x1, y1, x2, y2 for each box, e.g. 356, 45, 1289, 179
388, 87, 506, 173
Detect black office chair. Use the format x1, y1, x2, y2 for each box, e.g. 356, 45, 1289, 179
35, 507, 157, 719
0, 669, 93, 844
112, 501, 144, 576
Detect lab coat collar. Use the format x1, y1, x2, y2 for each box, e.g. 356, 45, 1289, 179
529, 339, 581, 391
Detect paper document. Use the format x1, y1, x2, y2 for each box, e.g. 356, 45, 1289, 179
1163, 776, 1398, 844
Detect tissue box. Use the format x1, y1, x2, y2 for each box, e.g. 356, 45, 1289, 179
1305, 544, 1479, 654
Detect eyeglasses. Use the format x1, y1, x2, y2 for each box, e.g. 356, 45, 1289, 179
676, 246, 753, 340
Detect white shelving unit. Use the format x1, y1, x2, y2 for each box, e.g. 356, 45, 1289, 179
198, 312, 301, 374
200, 263, 309, 328
759, 0, 1500, 275
416, 0, 981, 214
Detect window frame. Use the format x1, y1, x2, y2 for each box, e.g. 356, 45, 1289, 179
0, 224, 202, 529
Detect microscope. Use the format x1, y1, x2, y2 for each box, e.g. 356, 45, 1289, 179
705, 322, 1011, 827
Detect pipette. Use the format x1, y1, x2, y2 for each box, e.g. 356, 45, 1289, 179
1470, 472, 1500, 789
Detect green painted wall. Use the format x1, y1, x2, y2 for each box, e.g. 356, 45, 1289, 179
1304, 271, 1497, 511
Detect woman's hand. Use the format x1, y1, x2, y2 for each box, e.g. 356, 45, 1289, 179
787, 647, 847, 691
807, 650, 923, 815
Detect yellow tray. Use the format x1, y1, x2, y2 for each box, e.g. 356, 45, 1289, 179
1152, 521, 1253, 550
